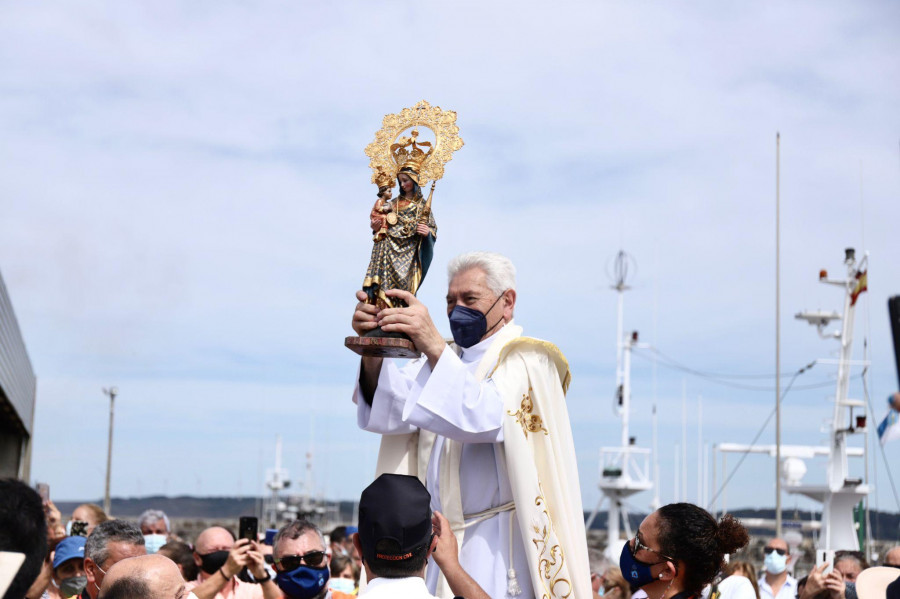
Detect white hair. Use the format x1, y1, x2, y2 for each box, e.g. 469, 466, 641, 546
138, 509, 170, 532
447, 251, 517, 296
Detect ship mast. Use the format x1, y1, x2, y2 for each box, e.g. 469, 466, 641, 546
585, 251, 653, 557
792, 248, 870, 560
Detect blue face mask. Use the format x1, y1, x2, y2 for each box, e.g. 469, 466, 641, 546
275, 565, 330, 599
619, 541, 662, 590
448, 295, 504, 348
143, 534, 167, 554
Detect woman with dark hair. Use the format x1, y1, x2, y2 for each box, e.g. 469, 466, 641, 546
620, 503, 749, 599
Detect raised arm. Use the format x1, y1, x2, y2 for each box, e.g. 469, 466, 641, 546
430, 511, 491, 599
352, 290, 385, 405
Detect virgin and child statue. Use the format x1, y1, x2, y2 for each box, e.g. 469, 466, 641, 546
346, 101, 464, 358
362, 141, 437, 311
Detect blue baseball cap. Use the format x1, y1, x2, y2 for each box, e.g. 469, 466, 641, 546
53, 536, 85, 570
345, 526, 358, 536
264, 529, 278, 546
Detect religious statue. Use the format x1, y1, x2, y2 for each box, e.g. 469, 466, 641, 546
345, 100, 464, 358
362, 145, 437, 309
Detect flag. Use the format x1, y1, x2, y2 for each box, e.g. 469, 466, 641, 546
877, 394, 900, 445
850, 270, 867, 306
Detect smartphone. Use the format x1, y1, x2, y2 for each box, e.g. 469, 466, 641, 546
36, 483, 50, 502
69, 520, 89, 537
238, 517, 259, 542
817, 549, 835, 574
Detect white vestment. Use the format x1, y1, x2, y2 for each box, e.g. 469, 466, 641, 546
354, 321, 591, 599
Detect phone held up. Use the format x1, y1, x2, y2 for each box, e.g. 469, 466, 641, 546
239, 516, 259, 543
36, 483, 50, 502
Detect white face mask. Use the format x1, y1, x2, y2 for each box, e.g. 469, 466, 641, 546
764, 550, 787, 574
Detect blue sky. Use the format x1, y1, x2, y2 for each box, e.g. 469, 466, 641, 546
1, 1, 899, 520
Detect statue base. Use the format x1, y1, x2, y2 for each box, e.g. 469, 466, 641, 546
345, 335, 421, 359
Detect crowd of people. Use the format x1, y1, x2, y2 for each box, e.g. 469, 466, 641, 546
5, 474, 899, 599
1, 475, 490, 599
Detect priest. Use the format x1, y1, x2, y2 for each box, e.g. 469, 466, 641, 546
351, 251, 590, 599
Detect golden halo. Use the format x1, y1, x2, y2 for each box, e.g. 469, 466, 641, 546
365, 100, 464, 186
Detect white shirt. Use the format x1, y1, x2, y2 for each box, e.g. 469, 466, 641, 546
354, 325, 533, 599
360, 577, 437, 599
758, 574, 796, 599
717, 576, 758, 599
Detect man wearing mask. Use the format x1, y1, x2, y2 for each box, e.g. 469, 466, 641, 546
351, 251, 590, 599
187, 526, 279, 599
82, 520, 147, 599
271, 520, 353, 599
758, 538, 796, 599
138, 509, 171, 554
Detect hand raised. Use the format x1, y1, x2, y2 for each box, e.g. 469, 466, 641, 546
379, 290, 445, 365
800, 563, 829, 599
246, 542, 268, 580
223, 539, 252, 578
430, 511, 459, 570
352, 290, 381, 336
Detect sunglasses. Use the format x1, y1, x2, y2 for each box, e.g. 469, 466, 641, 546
764, 547, 787, 556
630, 533, 675, 563
274, 551, 326, 571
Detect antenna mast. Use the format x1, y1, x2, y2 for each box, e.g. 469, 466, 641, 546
588, 250, 653, 558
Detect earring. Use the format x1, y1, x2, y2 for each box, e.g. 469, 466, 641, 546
659, 574, 664, 579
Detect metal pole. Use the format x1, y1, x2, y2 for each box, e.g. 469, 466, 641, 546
712, 445, 718, 517
681, 380, 687, 502
723, 452, 728, 515
103, 387, 117, 516
698, 395, 703, 503
622, 336, 631, 448
775, 132, 783, 537
674, 444, 680, 503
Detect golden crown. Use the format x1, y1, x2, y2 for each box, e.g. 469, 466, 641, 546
372, 166, 395, 189
391, 130, 433, 177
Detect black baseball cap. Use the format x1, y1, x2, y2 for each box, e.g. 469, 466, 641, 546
357, 474, 432, 564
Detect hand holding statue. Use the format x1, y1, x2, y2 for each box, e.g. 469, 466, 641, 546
376, 289, 445, 366
352, 290, 380, 337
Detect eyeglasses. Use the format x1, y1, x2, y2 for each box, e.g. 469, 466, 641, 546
631, 533, 675, 563
764, 547, 787, 556
274, 551, 327, 571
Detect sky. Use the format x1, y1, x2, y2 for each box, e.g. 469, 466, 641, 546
1, 1, 899, 524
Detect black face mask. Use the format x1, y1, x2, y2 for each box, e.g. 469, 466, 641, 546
199, 550, 230, 574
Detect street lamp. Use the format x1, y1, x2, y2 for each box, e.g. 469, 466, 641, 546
102, 386, 118, 515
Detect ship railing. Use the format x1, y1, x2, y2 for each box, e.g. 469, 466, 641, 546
598, 446, 652, 485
